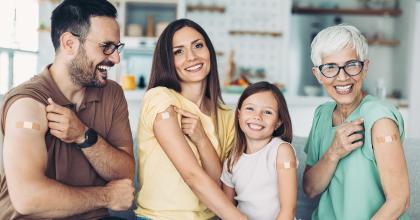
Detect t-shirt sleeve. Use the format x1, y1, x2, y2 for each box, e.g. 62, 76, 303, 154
106, 82, 133, 149
360, 100, 405, 161
219, 108, 235, 161
141, 87, 178, 130
220, 160, 234, 188
304, 105, 323, 166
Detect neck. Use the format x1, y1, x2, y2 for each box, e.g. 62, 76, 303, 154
245, 137, 272, 154
49, 62, 86, 105
180, 81, 207, 112
335, 93, 365, 122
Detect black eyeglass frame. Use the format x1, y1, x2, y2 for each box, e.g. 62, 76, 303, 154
317, 60, 365, 78
70, 32, 125, 55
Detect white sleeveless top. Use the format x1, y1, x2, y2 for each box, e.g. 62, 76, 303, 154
221, 137, 296, 220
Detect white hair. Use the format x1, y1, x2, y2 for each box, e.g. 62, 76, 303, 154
310, 24, 368, 67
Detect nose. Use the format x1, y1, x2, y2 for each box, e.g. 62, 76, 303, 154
336, 67, 349, 81
252, 112, 262, 120
108, 50, 121, 64
186, 48, 197, 61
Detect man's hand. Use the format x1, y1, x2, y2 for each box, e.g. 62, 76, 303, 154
105, 179, 135, 211
46, 98, 87, 144
174, 107, 207, 146
327, 118, 364, 161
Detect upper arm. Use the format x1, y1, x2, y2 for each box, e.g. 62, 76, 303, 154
107, 85, 133, 156
372, 118, 409, 199
276, 143, 297, 209
3, 98, 48, 202
153, 106, 202, 178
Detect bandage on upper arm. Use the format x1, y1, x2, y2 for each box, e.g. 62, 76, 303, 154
278, 160, 298, 170
16, 121, 41, 131
155, 107, 177, 122
375, 134, 399, 144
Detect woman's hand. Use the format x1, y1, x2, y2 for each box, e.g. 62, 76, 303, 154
174, 107, 208, 146
327, 118, 364, 161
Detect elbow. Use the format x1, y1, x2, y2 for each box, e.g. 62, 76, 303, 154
11, 193, 38, 215
387, 195, 410, 214
302, 180, 318, 199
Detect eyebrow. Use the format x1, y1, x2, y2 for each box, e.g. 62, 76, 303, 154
173, 39, 202, 49
243, 103, 276, 110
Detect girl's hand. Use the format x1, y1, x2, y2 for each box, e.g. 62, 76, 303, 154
174, 107, 207, 146
327, 118, 364, 161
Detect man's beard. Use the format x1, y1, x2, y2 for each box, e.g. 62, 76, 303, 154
69, 47, 106, 88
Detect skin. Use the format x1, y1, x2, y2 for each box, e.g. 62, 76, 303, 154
150, 26, 247, 219
3, 16, 134, 218
303, 46, 409, 218
222, 91, 297, 220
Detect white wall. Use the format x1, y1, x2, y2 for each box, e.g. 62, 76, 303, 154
407, 1, 420, 138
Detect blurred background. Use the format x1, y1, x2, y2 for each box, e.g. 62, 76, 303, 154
0, 0, 419, 138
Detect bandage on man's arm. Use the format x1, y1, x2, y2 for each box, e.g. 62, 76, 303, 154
16, 121, 41, 131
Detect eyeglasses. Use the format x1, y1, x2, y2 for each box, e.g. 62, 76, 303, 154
71, 32, 125, 55
318, 60, 365, 78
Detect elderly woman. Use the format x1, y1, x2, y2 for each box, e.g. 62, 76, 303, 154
303, 24, 410, 220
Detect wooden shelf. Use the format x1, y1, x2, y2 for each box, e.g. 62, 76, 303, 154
187, 4, 225, 13
367, 38, 400, 46
228, 30, 282, 37
292, 7, 402, 16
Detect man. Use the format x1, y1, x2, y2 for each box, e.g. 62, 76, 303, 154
0, 0, 135, 219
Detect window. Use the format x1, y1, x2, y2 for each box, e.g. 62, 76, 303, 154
0, 0, 39, 94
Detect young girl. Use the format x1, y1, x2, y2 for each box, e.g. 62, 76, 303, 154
221, 81, 297, 220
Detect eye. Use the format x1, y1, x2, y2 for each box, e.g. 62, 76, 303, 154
264, 110, 273, 115
244, 106, 254, 111
173, 49, 183, 56
194, 42, 204, 49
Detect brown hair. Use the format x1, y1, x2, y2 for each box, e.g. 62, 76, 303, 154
147, 18, 224, 126
227, 81, 293, 172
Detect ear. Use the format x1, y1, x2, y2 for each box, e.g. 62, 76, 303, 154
312, 67, 323, 84
276, 121, 283, 129
363, 59, 370, 74
59, 32, 80, 56
237, 109, 241, 119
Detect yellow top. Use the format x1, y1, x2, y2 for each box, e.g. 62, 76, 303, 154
135, 87, 235, 220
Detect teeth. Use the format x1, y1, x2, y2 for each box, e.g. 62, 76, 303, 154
97, 65, 110, 71
248, 123, 263, 130
186, 64, 202, 71
336, 85, 352, 92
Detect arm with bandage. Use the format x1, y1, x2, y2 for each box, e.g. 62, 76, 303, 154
3, 98, 133, 218
371, 118, 409, 220
153, 106, 247, 220
276, 143, 297, 220
174, 107, 222, 184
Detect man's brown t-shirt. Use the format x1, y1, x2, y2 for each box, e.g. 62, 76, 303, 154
0, 67, 133, 220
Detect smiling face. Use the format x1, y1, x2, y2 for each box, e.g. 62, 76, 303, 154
70, 16, 121, 87
238, 91, 281, 143
313, 46, 369, 106
172, 26, 211, 87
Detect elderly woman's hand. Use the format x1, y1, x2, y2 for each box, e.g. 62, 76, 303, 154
327, 118, 364, 161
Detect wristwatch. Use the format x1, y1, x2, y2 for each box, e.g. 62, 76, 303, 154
77, 128, 98, 148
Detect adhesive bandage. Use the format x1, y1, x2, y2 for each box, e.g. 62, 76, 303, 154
16, 121, 40, 131
279, 160, 297, 170
376, 134, 399, 144
161, 111, 170, 120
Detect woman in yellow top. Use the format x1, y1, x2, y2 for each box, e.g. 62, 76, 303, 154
135, 19, 247, 220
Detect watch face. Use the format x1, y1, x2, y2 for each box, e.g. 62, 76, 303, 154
79, 128, 98, 148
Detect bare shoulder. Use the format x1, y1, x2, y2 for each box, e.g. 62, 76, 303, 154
276, 142, 297, 162
5, 98, 48, 134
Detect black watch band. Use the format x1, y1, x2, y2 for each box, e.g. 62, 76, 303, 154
77, 128, 98, 148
